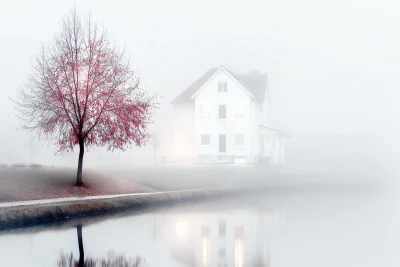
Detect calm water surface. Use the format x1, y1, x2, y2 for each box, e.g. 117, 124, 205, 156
0, 188, 399, 267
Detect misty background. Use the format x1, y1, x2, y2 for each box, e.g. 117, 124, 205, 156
1, 0, 399, 179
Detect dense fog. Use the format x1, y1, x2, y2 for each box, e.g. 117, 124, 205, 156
1, 0, 399, 183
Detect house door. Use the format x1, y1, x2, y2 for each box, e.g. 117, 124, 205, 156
219, 134, 226, 153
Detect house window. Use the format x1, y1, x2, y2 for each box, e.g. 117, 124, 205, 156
235, 104, 245, 119
201, 135, 211, 145
219, 248, 226, 257
218, 81, 227, 92
201, 104, 211, 119
235, 134, 244, 146
219, 105, 226, 119
219, 219, 226, 237
219, 134, 227, 153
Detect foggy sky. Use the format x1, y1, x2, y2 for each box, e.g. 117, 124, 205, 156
1, 0, 400, 165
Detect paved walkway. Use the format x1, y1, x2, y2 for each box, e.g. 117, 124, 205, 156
0, 167, 153, 202
0, 165, 378, 203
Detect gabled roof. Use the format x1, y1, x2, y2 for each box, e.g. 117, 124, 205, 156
235, 73, 269, 104
171, 67, 269, 104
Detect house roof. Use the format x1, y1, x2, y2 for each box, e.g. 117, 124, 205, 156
235, 73, 269, 104
171, 67, 269, 104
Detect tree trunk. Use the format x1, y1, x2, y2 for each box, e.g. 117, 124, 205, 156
77, 225, 85, 267
76, 140, 84, 186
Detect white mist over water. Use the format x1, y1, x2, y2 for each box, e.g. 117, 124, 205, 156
0, 190, 399, 267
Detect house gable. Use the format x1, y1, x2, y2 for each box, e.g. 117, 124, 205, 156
192, 68, 255, 114
190, 67, 255, 101
171, 66, 268, 105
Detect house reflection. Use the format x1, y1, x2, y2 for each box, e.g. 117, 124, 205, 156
162, 207, 284, 267
234, 226, 244, 267
55, 206, 284, 267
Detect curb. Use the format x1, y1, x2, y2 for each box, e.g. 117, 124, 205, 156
0, 185, 264, 231
0, 181, 380, 231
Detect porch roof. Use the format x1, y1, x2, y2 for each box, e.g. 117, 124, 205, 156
258, 125, 292, 137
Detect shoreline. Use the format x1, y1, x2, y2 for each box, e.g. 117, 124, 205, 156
0, 186, 267, 231
0, 181, 381, 232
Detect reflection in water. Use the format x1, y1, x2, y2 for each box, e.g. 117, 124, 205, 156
201, 237, 210, 266
234, 239, 244, 267
2, 192, 392, 267
235, 226, 245, 267
77, 225, 84, 267
57, 225, 143, 267
175, 218, 189, 242
58, 251, 142, 267
165, 207, 282, 267
201, 225, 210, 266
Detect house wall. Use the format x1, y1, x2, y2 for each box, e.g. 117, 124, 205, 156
259, 100, 271, 127
173, 103, 195, 158
194, 69, 258, 163
250, 99, 260, 163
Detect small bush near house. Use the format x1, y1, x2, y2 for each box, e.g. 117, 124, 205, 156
29, 163, 43, 168
12, 163, 27, 168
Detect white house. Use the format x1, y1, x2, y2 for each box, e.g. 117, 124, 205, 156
171, 66, 286, 164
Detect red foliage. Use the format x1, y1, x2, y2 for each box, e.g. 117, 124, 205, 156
15, 10, 157, 153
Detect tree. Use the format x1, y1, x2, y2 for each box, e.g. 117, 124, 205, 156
14, 9, 157, 186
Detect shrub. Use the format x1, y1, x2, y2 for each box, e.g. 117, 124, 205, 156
29, 163, 43, 168
0, 163, 8, 168
12, 163, 27, 168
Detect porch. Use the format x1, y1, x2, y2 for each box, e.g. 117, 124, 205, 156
257, 125, 286, 164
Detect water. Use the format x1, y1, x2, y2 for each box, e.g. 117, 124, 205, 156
0, 188, 399, 267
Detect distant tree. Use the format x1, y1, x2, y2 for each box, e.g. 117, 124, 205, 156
14, 9, 157, 186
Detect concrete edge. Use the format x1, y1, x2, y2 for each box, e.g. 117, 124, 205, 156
0, 186, 264, 231
0, 181, 381, 232
0, 189, 203, 208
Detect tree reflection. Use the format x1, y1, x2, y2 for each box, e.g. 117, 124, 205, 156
57, 225, 143, 267
77, 225, 84, 267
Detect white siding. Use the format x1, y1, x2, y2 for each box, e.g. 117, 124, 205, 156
194, 69, 256, 163
173, 103, 195, 157
250, 100, 259, 163
259, 101, 271, 127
